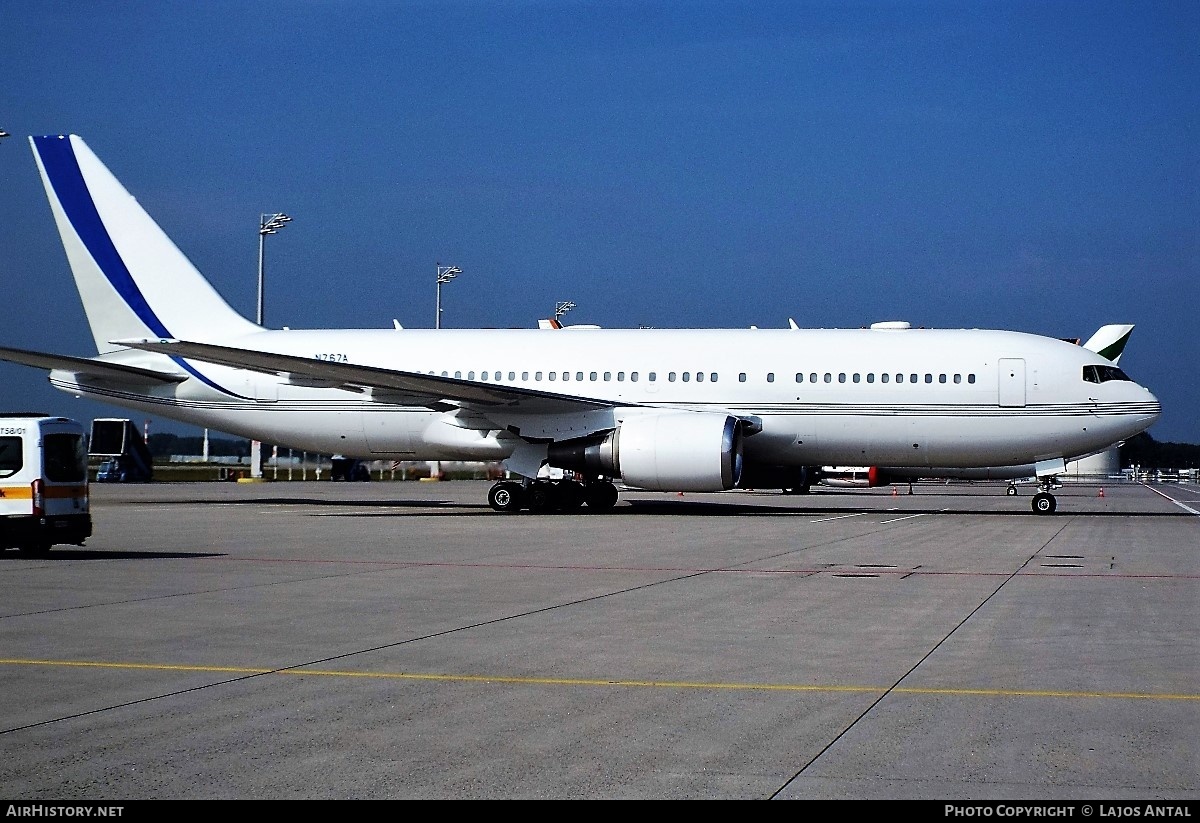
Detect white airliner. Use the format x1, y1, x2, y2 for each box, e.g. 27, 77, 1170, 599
0, 135, 1162, 515
807, 324, 1139, 497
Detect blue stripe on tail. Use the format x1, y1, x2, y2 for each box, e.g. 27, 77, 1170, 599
32, 135, 172, 339
33, 135, 249, 399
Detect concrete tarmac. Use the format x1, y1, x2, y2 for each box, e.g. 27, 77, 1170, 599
1, 478, 1197, 800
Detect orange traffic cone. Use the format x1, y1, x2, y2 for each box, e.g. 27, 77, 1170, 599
1098, 487, 1105, 497
891, 486, 898, 497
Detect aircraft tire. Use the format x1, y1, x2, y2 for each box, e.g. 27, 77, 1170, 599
584, 481, 619, 512
526, 482, 555, 514
553, 480, 586, 512
1032, 492, 1057, 515
488, 481, 525, 513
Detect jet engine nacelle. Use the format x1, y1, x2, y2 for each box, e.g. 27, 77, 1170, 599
547, 412, 744, 492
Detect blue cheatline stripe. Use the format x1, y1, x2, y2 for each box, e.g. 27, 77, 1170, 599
32, 136, 171, 339
32, 135, 248, 399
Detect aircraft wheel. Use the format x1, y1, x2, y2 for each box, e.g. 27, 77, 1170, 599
1031, 492, 1057, 515
526, 482, 555, 514
488, 481, 525, 513
584, 481, 619, 512
1006, 485, 1018, 496
554, 480, 586, 512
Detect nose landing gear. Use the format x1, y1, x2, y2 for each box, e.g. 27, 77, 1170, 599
1031, 476, 1061, 514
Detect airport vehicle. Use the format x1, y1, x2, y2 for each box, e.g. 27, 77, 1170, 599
0, 134, 1162, 515
0, 414, 91, 555
89, 418, 153, 482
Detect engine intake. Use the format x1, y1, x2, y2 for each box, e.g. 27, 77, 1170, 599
547, 412, 743, 492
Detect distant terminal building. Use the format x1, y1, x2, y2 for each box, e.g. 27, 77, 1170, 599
1061, 447, 1121, 480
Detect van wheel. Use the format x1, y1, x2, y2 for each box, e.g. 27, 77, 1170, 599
18, 541, 51, 557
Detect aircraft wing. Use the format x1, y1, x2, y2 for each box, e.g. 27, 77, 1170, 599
0, 345, 188, 384
114, 338, 620, 414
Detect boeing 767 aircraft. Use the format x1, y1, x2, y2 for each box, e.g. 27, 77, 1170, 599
0, 135, 1162, 514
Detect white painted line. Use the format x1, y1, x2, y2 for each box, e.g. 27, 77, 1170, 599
1141, 483, 1200, 516
811, 512, 868, 522
880, 513, 928, 523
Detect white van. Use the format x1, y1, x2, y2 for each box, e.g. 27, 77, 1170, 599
0, 415, 92, 555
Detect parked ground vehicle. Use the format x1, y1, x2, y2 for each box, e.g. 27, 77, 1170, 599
0, 414, 92, 555
89, 418, 153, 482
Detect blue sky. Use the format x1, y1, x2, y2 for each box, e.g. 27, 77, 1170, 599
1, 1, 1197, 443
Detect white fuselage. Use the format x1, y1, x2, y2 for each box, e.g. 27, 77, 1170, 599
51, 326, 1161, 471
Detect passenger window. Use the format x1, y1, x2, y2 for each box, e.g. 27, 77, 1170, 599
481, 371, 488, 380
454, 371, 462, 379
925, 374, 933, 383
953, 374, 961, 384
968, 374, 976, 384
535, 371, 543, 381
939, 374, 947, 383
767, 373, 775, 383
696, 372, 704, 382
590, 372, 598, 381
576, 372, 584, 381
631, 372, 639, 382
521, 371, 528, 381
881, 373, 889, 383
467, 371, 475, 380
795, 373, 803, 383
682, 372, 690, 382
604, 372, 611, 381
617, 372, 625, 382
866, 373, 874, 383
668, 372, 676, 382
852, 373, 861, 383
562, 372, 569, 381
809, 373, 817, 383
710, 372, 718, 382
824, 373, 832, 383
838, 373, 846, 383
649, 372, 657, 382
910, 374, 918, 383
549, 372, 556, 381
0, 437, 22, 478
739, 373, 747, 382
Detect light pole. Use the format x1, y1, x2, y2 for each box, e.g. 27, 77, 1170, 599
257, 212, 292, 326
555, 301, 576, 323
435, 264, 461, 329
252, 212, 290, 480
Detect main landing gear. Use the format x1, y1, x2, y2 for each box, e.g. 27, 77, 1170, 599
488, 478, 620, 514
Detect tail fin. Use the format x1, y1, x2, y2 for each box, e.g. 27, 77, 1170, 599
1081, 324, 1134, 364
29, 135, 260, 355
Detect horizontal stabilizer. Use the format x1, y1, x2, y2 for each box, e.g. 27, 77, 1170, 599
0, 345, 187, 384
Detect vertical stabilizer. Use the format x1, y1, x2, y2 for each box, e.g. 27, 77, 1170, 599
29, 135, 260, 354
1082, 324, 1134, 364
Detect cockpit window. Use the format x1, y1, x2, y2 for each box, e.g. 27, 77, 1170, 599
1083, 365, 1132, 384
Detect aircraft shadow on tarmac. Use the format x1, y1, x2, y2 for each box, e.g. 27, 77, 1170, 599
0, 549, 226, 561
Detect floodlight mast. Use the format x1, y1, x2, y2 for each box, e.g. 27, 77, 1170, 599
435, 264, 462, 329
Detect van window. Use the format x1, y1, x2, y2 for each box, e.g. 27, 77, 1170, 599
0, 436, 22, 478
43, 433, 87, 482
